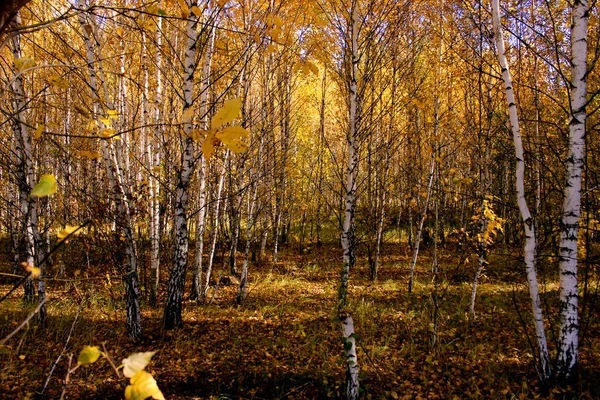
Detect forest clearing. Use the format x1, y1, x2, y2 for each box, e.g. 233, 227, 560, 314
0, 0, 599, 398
1, 241, 599, 399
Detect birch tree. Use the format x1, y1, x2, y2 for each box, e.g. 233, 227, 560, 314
9, 14, 44, 317
491, 0, 551, 380
338, 2, 360, 397
556, 0, 590, 383
78, 1, 142, 339
163, 0, 202, 330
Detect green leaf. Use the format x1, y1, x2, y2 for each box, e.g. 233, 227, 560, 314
78, 346, 101, 365
211, 98, 242, 130
31, 174, 57, 197
122, 351, 156, 378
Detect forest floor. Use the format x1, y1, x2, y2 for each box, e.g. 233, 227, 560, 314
0, 241, 599, 399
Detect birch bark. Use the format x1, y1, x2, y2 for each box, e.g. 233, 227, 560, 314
78, 1, 142, 338
556, 0, 589, 383
149, 11, 163, 307
491, 0, 551, 380
339, 2, 360, 398
163, 0, 201, 329
191, 21, 215, 301
9, 14, 41, 312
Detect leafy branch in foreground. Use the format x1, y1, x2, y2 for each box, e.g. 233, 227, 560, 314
62, 347, 164, 400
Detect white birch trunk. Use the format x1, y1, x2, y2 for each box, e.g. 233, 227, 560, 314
556, 0, 589, 383
339, 3, 360, 398
149, 12, 163, 307
163, 0, 200, 329
341, 312, 359, 400
10, 13, 40, 310
491, 0, 551, 380
191, 21, 215, 301
407, 156, 435, 293
78, 2, 141, 338
203, 154, 228, 297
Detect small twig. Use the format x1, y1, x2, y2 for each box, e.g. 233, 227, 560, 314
102, 342, 121, 379
0, 271, 32, 304
357, 340, 383, 381
511, 285, 539, 376
277, 382, 311, 399
0, 299, 46, 346
59, 354, 73, 400
40, 303, 83, 394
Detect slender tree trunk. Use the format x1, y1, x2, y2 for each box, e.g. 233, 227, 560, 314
163, 0, 201, 330
339, 3, 360, 398
556, 0, 589, 384
491, 0, 551, 380
408, 156, 435, 293
78, 2, 142, 338
203, 154, 227, 297
190, 19, 216, 301
149, 11, 163, 307
10, 14, 40, 311
238, 174, 258, 305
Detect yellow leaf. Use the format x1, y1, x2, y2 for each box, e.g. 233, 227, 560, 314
31, 174, 57, 197
14, 57, 35, 72
98, 117, 112, 127
202, 136, 216, 161
215, 126, 248, 143
214, 39, 227, 51
306, 61, 318, 75
176, 0, 190, 16
125, 371, 165, 400
99, 128, 116, 138
57, 225, 83, 240
271, 26, 282, 40
216, 0, 227, 7
22, 262, 39, 277
107, 109, 119, 118
274, 15, 283, 27
48, 74, 69, 89
211, 98, 242, 130
122, 351, 156, 378
190, 5, 202, 16
75, 150, 102, 160
266, 43, 276, 54
225, 139, 248, 153
78, 346, 101, 365
187, 129, 209, 141
33, 125, 44, 140
86, 120, 98, 132
182, 107, 195, 122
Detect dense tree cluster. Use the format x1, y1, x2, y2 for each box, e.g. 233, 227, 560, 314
1, 0, 598, 396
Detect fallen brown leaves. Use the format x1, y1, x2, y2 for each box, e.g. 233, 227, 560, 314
1, 244, 599, 399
